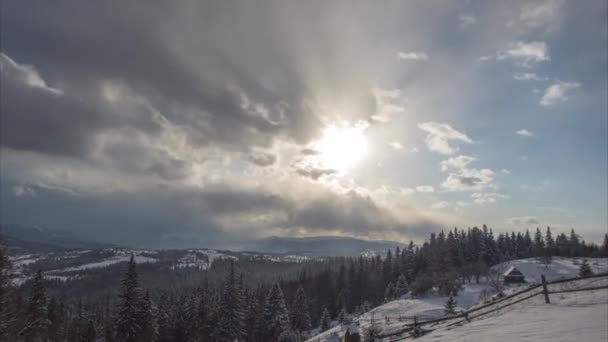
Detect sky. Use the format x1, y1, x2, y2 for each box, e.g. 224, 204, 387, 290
1, 0, 606, 249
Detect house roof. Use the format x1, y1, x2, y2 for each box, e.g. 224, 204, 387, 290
503, 266, 525, 277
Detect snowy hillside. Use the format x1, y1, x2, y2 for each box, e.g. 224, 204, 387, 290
307, 257, 608, 342
416, 287, 608, 342
492, 257, 608, 283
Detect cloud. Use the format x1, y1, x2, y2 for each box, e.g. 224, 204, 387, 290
540, 81, 581, 106
501, 169, 511, 175
371, 88, 406, 123
519, 0, 564, 31
400, 188, 415, 196
431, 201, 450, 209
498, 41, 550, 66
248, 151, 277, 167
508, 216, 540, 226
12, 185, 37, 198
397, 51, 429, 61
388, 142, 403, 150
415, 185, 435, 193
410, 147, 420, 153
442, 168, 495, 192
471, 192, 510, 204
418, 122, 472, 155
513, 73, 548, 81
515, 129, 534, 137
440, 155, 476, 172
459, 14, 476, 28
295, 167, 337, 181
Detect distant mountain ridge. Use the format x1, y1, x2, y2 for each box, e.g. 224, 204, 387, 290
248, 235, 403, 256
0, 224, 111, 252
1, 224, 403, 257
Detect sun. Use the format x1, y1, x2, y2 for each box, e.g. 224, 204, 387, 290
314, 123, 369, 172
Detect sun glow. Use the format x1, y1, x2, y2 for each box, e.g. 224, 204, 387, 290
315, 123, 369, 172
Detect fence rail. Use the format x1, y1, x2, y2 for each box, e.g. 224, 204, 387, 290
377, 272, 608, 341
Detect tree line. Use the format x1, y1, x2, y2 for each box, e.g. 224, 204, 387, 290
1, 227, 606, 342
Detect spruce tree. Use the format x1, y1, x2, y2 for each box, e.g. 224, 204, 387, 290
290, 285, 311, 335
393, 274, 409, 298
319, 308, 331, 332
19, 270, 51, 342
213, 261, 245, 342
263, 283, 291, 341
579, 259, 593, 277
0, 245, 15, 338
47, 297, 65, 341
115, 254, 145, 342
140, 290, 159, 342
444, 294, 457, 315
384, 282, 394, 301
534, 228, 545, 257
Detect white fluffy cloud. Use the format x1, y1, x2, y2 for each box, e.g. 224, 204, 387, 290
417, 122, 472, 155
431, 201, 450, 209
388, 142, 403, 150
540, 81, 581, 106
442, 168, 495, 192
508, 216, 540, 226
371, 88, 406, 123
415, 185, 435, 193
440, 155, 477, 172
498, 41, 550, 66
472, 192, 510, 204
459, 14, 476, 27
513, 73, 548, 81
397, 51, 429, 61
519, 0, 564, 31
516, 129, 534, 137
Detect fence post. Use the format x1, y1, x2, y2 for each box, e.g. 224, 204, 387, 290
541, 274, 550, 304
413, 315, 418, 337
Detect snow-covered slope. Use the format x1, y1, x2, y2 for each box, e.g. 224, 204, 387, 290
492, 257, 608, 283
416, 288, 608, 342
307, 257, 608, 342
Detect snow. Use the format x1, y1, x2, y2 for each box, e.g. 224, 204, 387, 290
51, 254, 158, 273
307, 258, 608, 342
171, 249, 237, 270
493, 257, 608, 284
417, 299, 607, 342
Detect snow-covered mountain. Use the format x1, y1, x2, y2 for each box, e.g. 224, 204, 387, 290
248, 235, 403, 256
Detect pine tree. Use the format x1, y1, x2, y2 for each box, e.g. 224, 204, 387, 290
534, 228, 545, 257
602, 234, 608, 258
579, 259, 593, 277
545, 227, 555, 254
263, 283, 291, 341
47, 297, 65, 341
444, 294, 457, 315
383, 282, 394, 301
319, 308, 331, 332
0, 245, 15, 338
393, 274, 408, 298
337, 308, 348, 324
19, 270, 51, 342
290, 285, 311, 335
213, 261, 246, 342
140, 290, 159, 342
115, 254, 145, 342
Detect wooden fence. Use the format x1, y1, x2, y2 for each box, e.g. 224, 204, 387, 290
378, 272, 608, 341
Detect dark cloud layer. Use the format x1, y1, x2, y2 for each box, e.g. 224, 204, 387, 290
0, 180, 439, 248
0, 0, 453, 247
